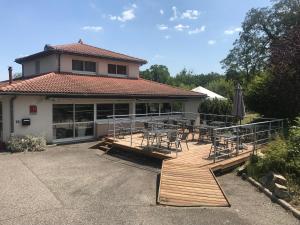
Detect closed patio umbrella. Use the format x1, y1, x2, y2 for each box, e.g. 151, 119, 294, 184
232, 83, 245, 123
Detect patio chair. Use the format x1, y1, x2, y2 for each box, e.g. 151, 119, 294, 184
208, 135, 227, 158
141, 130, 155, 147
164, 130, 178, 149
178, 132, 189, 151
187, 125, 195, 141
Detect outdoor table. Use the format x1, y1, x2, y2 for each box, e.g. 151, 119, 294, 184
210, 121, 226, 127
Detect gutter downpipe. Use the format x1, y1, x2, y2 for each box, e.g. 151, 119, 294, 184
10, 96, 16, 134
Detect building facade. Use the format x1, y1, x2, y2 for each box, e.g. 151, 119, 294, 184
0, 41, 205, 144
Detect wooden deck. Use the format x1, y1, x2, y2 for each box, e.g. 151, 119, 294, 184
107, 133, 253, 207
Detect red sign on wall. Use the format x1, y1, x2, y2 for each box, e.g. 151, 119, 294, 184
29, 105, 37, 114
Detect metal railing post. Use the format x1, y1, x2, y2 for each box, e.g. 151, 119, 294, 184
113, 116, 116, 141
253, 125, 256, 154
236, 127, 239, 156
130, 115, 133, 146
268, 122, 272, 140
213, 129, 217, 163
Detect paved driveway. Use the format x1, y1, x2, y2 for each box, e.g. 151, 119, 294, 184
0, 142, 298, 225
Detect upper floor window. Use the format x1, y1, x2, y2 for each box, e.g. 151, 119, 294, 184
72, 60, 96, 72
35, 60, 40, 74
108, 64, 127, 75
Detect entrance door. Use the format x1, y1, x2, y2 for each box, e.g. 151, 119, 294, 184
53, 104, 94, 142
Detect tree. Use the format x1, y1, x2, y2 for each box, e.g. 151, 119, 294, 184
221, 0, 300, 81
205, 78, 235, 100
245, 26, 300, 119
140, 64, 170, 83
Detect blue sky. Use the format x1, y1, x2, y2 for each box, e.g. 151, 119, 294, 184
0, 0, 272, 80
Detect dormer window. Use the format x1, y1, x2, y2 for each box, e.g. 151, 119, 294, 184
35, 60, 40, 74
108, 64, 127, 75
72, 60, 96, 73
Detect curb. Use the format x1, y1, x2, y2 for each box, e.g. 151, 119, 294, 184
242, 173, 300, 220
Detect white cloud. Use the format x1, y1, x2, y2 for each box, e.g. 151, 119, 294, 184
164, 35, 171, 39
157, 24, 168, 30
169, 6, 178, 21
224, 27, 242, 35
160, 9, 164, 15
81, 26, 103, 32
174, 24, 190, 31
188, 25, 206, 35
208, 40, 216, 45
181, 10, 201, 20
109, 4, 137, 22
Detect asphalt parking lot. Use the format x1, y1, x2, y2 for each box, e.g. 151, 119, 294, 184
0, 142, 299, 225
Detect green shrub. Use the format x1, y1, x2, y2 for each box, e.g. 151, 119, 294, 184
200, 98, 232, 115
7, 135, 46, 152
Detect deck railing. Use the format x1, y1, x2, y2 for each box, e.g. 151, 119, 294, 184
105, 112, 285, 163
211, 118, 285, 162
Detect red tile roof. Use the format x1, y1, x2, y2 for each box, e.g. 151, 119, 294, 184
15, 42, 147, 65
0, 72, 205, 99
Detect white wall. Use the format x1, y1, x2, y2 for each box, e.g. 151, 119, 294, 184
184, 99, 201, 125
60, 54, 140, 78
23, 54, 58, 77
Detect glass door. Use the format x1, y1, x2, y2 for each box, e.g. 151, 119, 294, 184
53, 104, 94, 141
74, 104, 94, 138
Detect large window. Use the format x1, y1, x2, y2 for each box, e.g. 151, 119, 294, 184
35, 60, 40, 74
172, 102, 183, 112
136, 103, 147, 116
72, 60, 96, 72
160, 103, 172, 114
53, 104, 94, 140
108, 64, 127, 75
97, 104, 113, 120
148, 103, 159, 116
115, 104, 129, 116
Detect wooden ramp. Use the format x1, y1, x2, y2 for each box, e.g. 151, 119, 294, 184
158, 161, 230, 207
106, 134, 253, 207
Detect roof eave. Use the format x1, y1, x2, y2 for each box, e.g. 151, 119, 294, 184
15, 50, 147, 65
0, 92, 204, 99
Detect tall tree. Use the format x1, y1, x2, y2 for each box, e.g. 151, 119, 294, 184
140, 64, 170, 83
221, 0, 300, 81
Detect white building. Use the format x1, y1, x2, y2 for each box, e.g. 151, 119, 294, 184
0, 40, 205, 144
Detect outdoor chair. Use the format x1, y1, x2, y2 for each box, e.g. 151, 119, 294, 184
141, 130, 155, 147
178, 132, 189, 151
187, 125, 195, 141
208, 135, 228, 158
161, 130, 179, 149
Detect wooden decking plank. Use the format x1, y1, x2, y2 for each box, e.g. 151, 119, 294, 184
107, 134, 254, 207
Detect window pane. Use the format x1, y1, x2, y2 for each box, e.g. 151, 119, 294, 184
35, 61, 40, 74
72, 60, 84, 71
53, 124, 74, 139
117, 65, 127, 75
108, 64, 117, 74
97, 104, 113, 119
148, 103, 159, 116
135, 103, 147, 116
75, 122, 94, 137
172, 102, 183, 112
161, 103, 172, 114
75, 104, 94, 122
53, 104, 73, 123
115, 103, 129, 116
85, 61, 96, 72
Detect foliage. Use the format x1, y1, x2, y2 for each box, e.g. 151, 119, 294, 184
247, 118, 300, 186
245, 26, 300, 120
140, 64, 171, 83
205, 78, 235, 100
221, 0, 300, 81
141, 66, 223, 90
200, 98, 232, 115
7, 135, 46, 152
